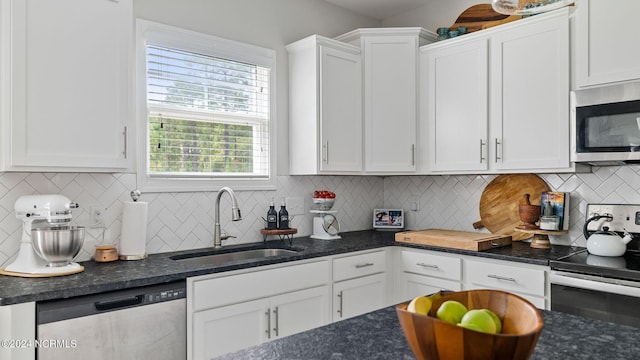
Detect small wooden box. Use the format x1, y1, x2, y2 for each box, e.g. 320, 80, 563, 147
395, 229, 512, 251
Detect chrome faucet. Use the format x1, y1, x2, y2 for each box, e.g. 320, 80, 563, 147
214, 187, 242, 248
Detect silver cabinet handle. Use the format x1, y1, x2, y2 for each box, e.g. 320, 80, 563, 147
122, 126, 128, 159
479, 139, 486, 163
411, 144, 415, 166
265, 309, 271, 339
337, 291, 343, 317
416, 262, 439, 269
495, 138, 501, 162
323, 141, 329, 164
273, 306, 279, 337
355, 262, 374, 268
487, 274, 516, 282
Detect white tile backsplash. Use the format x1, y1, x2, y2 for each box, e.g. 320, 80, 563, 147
2, 165, 640, 268
385, 165, 640, 248
0, 173, 383, 267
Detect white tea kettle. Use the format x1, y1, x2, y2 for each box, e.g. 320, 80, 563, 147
586, 226, 633, 257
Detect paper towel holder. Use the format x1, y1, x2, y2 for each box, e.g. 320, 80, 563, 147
119, 189, 148, 261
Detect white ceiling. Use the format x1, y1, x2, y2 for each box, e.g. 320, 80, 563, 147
322, 0, 437, 20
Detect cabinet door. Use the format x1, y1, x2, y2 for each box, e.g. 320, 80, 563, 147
491, 11, 570, 171
424, 38, 489, 172
333, 273, 386, 322
192, 298, 270, 359
575, 0, 640, 87
319, 45, 362, 172
270, 286, 330, 339
363, 36, 417, 172
402, 273, 462, 302
5, 0, 131, 170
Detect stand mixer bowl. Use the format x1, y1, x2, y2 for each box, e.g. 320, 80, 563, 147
31, 226, 85, 266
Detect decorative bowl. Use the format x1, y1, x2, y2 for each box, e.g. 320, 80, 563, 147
312, 198, 335, 211
31, 226, 85, 266
396, 289, 543, 360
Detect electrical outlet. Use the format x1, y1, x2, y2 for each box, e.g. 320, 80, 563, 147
90, 204, 105, 226
286, 197, 305, 216
586, 204, 640, 233
409, 196, 420, 211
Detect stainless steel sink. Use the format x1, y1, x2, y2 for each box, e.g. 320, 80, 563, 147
171, 248, 300, 266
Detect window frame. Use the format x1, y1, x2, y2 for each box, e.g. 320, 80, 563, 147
135, 19, 276, 192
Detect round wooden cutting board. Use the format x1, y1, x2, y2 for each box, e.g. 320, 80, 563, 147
479, 174, 550, 241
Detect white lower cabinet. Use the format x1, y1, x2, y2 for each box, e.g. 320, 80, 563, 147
332, 250, 388, 321
188, 260, 331, 359
192, 286, 329, 359
0, 302, 35, 360
333, 273, 386, 321
187, 246, 549, 359
192, 298, 270, 359
399, 248, 549, 309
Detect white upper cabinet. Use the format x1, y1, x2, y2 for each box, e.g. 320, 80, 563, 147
574, 0, 640, 88
336, 28, 436, 174
421, 8, 572, 174
423, 37, 489, 172
1, 0, 132, 172
490, 9, 570, 171
287, 35, 362, 175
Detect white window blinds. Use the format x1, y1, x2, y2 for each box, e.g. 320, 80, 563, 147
145, 45, 270, 178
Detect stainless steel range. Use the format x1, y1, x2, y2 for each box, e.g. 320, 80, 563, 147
550, 204, 640, 328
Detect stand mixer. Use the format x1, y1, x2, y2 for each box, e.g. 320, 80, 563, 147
1, 194, 85, 277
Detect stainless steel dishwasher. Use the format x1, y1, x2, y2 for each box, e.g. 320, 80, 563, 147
36, 280, 186, 360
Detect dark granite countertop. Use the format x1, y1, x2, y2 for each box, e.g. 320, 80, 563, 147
0, 230, 583, 305
215, 305, 640, 360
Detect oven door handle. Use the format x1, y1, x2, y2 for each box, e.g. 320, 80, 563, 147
550, 271, 640, 298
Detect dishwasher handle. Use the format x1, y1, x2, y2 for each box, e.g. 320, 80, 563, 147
95, 294, 144, 311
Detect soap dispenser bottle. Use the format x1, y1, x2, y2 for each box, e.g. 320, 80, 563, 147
267, 199, 278, 229
278, 199, 289, 229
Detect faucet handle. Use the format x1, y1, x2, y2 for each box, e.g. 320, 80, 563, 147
220, 231, 236, 241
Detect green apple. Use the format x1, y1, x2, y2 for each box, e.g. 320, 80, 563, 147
436, 300, 468, 324
482, 309, 502, 333
458, 309, 497, 334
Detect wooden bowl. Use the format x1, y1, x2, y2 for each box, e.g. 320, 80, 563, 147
94, 245, 119, 262
396, 289, 543, 360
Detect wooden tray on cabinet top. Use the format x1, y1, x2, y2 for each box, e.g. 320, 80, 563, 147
446, 4, 523, 33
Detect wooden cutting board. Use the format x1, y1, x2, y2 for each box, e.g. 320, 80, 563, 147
395, 229, 512, 251
477, 174, 550, 241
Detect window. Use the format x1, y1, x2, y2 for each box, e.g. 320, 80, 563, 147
136, 20, 276, 192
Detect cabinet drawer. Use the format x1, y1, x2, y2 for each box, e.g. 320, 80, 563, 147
464, 259, 545, 297
402, 250, 461, 281
333, 250, 386, 282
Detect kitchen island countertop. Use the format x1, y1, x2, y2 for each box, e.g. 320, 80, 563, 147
216, 304, 640, 360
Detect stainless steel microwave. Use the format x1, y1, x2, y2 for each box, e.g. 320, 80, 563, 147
571, 81, 640, 165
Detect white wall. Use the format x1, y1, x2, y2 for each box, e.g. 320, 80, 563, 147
382, 0, 480, 31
